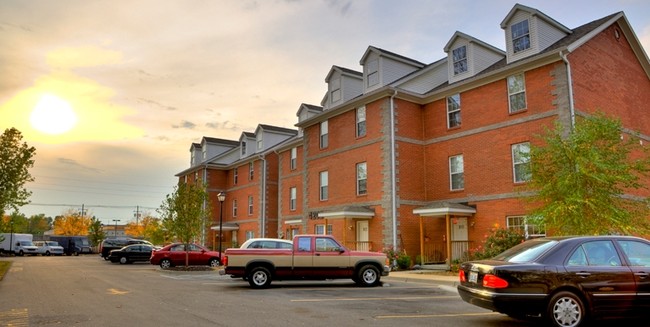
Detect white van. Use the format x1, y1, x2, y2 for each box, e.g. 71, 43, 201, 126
33, 241, 65, 256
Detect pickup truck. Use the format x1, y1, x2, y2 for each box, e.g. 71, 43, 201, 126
219, 235, 390, 288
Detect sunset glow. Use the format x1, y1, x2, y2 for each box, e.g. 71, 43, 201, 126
30, 94, 77, 135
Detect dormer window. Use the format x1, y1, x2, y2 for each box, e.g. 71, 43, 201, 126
202, 148, 207, 160
366, 60, 379, 87
452, 46, 467, 75
331, 78, 341, 103
511, 20, 530, 53
257, 135, 263, 150
241, 141, 246, 155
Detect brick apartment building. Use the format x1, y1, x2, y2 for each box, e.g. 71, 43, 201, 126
176, 4, 650, 268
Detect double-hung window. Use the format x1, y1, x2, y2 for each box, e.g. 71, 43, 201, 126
507, 215, 545, 239
508, 73, 527, 113
449, 155, 464, 191
319, 171, 329, 201
248, 162, 254, 180
232, 199, 238, 217
356, 106, 366, 138
241, 142, 246, 156
320, 121, 329, 149
315, 224, 333, 235
331, 78, 341, 103
366, 60, 379, 87
512, 142, 531, 183
447, 94, 461, 128
233, 168, 238, 185
356, 162, 367, 195
248, 195, 253, 215
511, 20, 530, 53
452, 46, 467, 75
290, 147, 297, 170
289, 187, 297, 211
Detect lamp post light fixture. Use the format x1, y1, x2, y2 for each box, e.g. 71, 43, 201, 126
112, 219, 121, 237
217, 191, 226, 262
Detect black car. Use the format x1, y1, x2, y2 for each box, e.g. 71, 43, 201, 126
108, 244, 154, 264
100, 238, 152, 260
457, 235, 650, 327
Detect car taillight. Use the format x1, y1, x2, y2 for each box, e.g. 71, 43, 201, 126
459, 270, 466, 282
223, 256, 228, 266
483, 274, 508, 288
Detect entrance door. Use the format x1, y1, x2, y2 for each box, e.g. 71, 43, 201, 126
356, 220, 369, 251
451, 217, 468, 260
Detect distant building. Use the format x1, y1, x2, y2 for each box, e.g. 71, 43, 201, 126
176, 4, 650, 267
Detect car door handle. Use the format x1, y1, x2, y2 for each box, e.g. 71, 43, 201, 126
315, 253, 320, 256
576, 272, 591, 277
634, 272, 649, 279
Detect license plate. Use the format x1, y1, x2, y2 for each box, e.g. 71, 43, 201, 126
469, 272, 478, 283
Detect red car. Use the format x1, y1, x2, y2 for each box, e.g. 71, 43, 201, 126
150, 243, 221, 269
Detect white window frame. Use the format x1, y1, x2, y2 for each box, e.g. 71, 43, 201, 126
248, 195, 253, 215
512, 142, 531, 183
356, 106, 366, 138
447, 93, 461, 128
511, 19, 531, 53
356, 162, 367, 196
452, 46, 467, 75
507, 73, 527, 113
315, 224, 333, 235
331, 78, 341, 103
241, 142, 246, 155
319, 171, 329, 201
245, 230, 254, 241
257, 134, 263, 150
290, 147, 297, 170
232, 199, 238, 217
233, 168, 238, 185
366, 60, 379, 87
507, 215, 546, 239
449, 155, 464, 191
320, 121, 329, 149
289, 187, 297, 211
248, 162, 254, 180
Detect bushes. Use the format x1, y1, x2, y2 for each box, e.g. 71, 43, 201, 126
383, 246, 412, 270
469, 226, 525, 260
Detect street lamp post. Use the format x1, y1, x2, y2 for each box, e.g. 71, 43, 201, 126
9, 220, 14, 254
217, 192, 226, 262
112, 219, 121, 237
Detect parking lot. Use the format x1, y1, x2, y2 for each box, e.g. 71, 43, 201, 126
0, 256, 553, 326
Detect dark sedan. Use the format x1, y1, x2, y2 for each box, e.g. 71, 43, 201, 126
457, 235, 650, 327
108, 244, 154, 264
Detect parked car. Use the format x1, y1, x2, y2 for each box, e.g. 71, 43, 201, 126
239, 238, 293, 249
150, 243, 221, 269
99, 238, 153, 260
33, 241, 64, 256
108, 244, 154, 264
457, 235, 650, 327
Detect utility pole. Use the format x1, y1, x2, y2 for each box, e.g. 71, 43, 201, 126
134, 206, 140, 225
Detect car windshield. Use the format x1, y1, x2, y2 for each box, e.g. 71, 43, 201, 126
46, 241, 60, 246
493, 239, 558, 263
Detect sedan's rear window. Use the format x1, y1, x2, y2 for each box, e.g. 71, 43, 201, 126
493, 239, 558, 263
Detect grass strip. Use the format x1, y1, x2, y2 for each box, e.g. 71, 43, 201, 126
0, 261, 12, 281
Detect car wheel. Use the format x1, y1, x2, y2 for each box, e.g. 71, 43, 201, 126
356, 264, 380, 287
73, 251, 79, 256
248, 267, 272, 289
45, 251, 51, 256
119, 257, 129, 264
547, 291, 585, 327
209, 258, 220, 267
160, 259, 172, 269
103, 256, 110, 261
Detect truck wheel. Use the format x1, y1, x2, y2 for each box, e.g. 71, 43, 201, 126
103, 256, 110, 261
19, 250, 24, 256
119, 257, 129, 264
356, 265, 380, 287
248, 267, 272, 289
73, 251, 79, 256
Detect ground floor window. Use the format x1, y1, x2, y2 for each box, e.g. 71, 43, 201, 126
315, 224, 332, 235
506, 215, 545, 239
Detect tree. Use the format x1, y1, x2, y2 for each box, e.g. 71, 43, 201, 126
0, 128, 36, 218
125, 214, 164, 244
527, 112, 650, 235
88, 217, 105, 247
158, 183, 210, 266
53, 209, 92, 235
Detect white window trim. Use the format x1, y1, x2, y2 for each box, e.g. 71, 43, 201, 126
449, 155, 464, 191
507, 73, 527, 113
356, 106, 366, 138
320, 121, 329, 149
248, 195, 253, 215
249, 162, 254, 180
289, 187, 297, 211
233, 168, 238, 184
232, 199, 238, 217
356, 162, 367, 196
290, 147, 297, 170
447, 94, 461, 129
319, 171, 329, 201
512, 142, 531, 183
452, 46, 468, 75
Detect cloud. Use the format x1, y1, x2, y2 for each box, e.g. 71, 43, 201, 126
172, 120, 196, 129
57, 158, 103, 174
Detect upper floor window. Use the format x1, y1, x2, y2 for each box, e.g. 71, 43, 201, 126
320, 121, 329, 149
449, 155, 464, 191
257, 135, 263, 150
512, 142, 531, 183
452, 46, 467, 75
248, 162, 254, 180
356, 106, 366, 138
367, 60, 379, 87
248, 195, 253, 215
508, 73, 527, 113
356, 162, 367, 196
447, 94, 461, 128
289, 187, 297, 211
290, 147, 297, 170
232, 199, 238, 217
511, 20, 531, 53
319, 171, 329, 201
233, 168, 238, 185
190, 151, 195, 165
202, 148, 207, 160
331, 78, 341, 103
241, 142, 246, 156
245, 230, 254, 241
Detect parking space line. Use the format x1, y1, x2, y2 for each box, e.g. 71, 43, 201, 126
376, 312, 500, 319
291, 295, 458, 302
0, 308, 29, 326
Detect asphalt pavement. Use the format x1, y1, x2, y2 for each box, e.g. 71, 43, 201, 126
384, 270, 459, 288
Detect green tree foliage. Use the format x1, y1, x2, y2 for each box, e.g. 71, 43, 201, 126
158, 183, 210, 266
1, 213, 51, 235
470, 226, 525, 260
528, 112, 650, 235
88, 217, 105, 247
0, 128, 36, 217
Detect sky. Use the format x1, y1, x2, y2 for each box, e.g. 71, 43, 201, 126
1, 0, 649, 226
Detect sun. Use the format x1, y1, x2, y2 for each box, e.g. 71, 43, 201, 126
30, 94, 78, 135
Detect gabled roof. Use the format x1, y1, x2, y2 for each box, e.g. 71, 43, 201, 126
359, 45, 425, 67
201, 137, 239, 147
256, 124, 298, 135
500, 3, 571, 33
443, 31, 505, 54
325, 65, 362, 82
